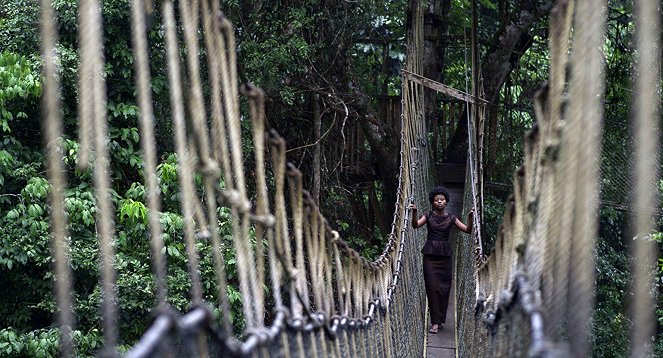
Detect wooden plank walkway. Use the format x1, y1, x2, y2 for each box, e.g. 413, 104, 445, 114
425, 286, 456, 357
424, 184, 464, 358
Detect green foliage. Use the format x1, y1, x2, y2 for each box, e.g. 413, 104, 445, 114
0, 178, 52, 329
652, 183, 663, 356
0, 1, 40, 54
0, 328, 60, 358
344, 233, 383, 261
225, 2, 314, 105
0, 52, 41, 134
591, 200, 663, 356
0, 150, 14, 188
0, 327, 104, 358
592, 234, 630, 358
0, 15, 55, 336
0, 0, 249, 355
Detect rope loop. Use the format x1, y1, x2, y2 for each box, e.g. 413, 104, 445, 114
250, 213, 276, 227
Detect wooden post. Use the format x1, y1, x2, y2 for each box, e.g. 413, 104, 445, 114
449, 101, 456, 144
312, 94, 321, 205
441, 103, 447, 157
433, 100, 439, 164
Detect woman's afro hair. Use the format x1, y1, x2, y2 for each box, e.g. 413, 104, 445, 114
428, 186, 450, 205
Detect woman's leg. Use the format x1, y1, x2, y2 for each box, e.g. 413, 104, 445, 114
423, 255, 453, 325
437, 256, 453, 324
423, 255, 443, 325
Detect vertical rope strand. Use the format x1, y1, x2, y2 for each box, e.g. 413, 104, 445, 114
553, 4, 582, 343
76, 0, 94, 169
39, 1, 74, 355
218, 17, 261, 330
288, 165, 308, 317
544, 1, 574, 338
270, 132, 297, 318
630, 1, 661, 356
201, 2, 235, 333
566, 1, 607, 356
206, 2, 234, 187
247, 85, 271, 323
83, 0, 119, 350
177, 0, 211, 165
161, 0, 203, 304
130, 0, 168, 306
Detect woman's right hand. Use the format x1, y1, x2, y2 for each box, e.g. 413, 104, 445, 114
410, 203, 424, 228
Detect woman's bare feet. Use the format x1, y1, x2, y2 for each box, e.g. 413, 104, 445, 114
429, 324, 439, 334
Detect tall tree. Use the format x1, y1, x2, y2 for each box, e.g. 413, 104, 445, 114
446, 0, 555, 164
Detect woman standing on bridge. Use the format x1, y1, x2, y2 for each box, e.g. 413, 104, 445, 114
409, 186, 473, 334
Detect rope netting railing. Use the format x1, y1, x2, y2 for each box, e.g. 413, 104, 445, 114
40, 0, 434, 357
601, 114, 663, 216
455, 0, 661, 357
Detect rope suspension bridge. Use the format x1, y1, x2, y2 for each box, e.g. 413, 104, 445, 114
37, 0, 660, 356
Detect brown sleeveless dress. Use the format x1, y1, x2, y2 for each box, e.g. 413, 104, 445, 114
422, 211, 456, 325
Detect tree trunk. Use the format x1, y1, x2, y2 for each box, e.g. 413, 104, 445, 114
486, 104, 499, 180
446, 0, 554, 164
353, 90, 400, 228
423, 0, 453, 163
348, 187, 371, 238
369, 183, 388, 238
312, 94, 321, 205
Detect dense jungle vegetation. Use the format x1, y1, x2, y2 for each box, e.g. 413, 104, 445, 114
0, 0, 661, 356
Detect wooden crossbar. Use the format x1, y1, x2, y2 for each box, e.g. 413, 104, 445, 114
402, 69, 488, 105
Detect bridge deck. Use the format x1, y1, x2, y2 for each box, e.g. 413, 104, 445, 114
425, 285, 456, 357
424, 184, 464, 358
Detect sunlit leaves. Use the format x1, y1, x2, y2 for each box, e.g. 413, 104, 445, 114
0, 150, 14, 187
0, 52, 41, 133
125, 182, 146, 201
64, 186, 96, 228
108, 103, 139, 121
21, 177, 49, 202
0, 328, 59, 358
118, 198, 147, 225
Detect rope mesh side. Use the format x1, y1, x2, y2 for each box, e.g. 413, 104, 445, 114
455, 0, 607, 356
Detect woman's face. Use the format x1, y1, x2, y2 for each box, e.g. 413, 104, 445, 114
432, 194, 447, 210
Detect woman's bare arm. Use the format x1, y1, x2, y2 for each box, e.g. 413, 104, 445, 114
409, 204, 427, 228
454, 210, 474, 233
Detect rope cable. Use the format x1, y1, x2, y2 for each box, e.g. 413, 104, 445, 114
85, 0, 119, 349
39, 0, 74, 355
161, 0, 204, 304
630, 0, 661, 355
565, 1, 607, 355
130, 0, 168, 307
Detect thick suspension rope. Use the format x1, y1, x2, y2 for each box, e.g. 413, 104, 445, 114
39, 0, 74, 355
630, 0, 661, 356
